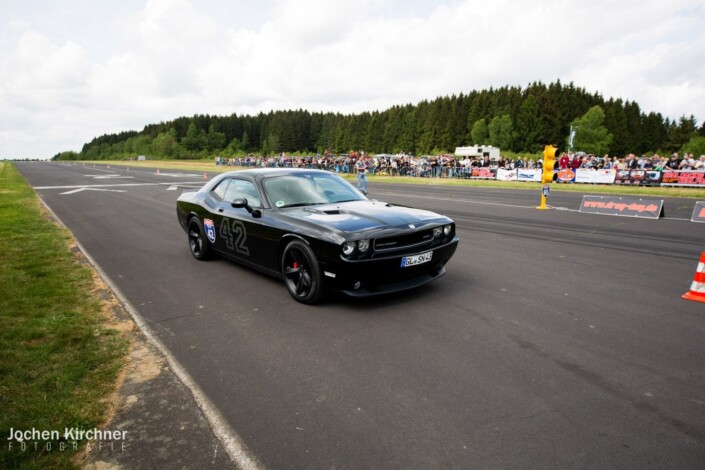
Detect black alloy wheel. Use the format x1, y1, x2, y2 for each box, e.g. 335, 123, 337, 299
188, 218, 210, 260
281, 240, 323, 304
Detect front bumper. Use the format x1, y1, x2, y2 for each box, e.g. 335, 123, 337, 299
321, 236, 459, 297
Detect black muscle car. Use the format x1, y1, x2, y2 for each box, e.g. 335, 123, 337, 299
176, 168, 458, 304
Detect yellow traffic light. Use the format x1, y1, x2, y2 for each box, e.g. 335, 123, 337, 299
541, 145, 557, 184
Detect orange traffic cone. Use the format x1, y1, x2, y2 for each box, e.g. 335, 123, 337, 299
682, 252, 705, 303
156, 168, 160, 175
203, 173, 208, 179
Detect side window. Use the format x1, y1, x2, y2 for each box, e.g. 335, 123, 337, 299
211, 179, 231, 200
223, 179, 262, 208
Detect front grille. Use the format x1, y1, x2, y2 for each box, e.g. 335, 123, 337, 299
374, 229, 434, 252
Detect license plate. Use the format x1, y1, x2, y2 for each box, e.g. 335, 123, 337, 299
401, 251, 433, 268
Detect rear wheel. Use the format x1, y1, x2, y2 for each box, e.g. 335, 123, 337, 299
281, 240, 323, 304
188, 217, 210, 260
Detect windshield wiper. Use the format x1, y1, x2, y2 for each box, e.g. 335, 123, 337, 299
333, 199, 361, 203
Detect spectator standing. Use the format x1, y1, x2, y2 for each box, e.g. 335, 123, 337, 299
649, 154, 661, 169
666, 153, 679, 170
694, 156, 705, 171
570, 154, 582, 170
559, 153, 570, 169
679, 153, 696, 170
637, 155, 648, 169
355, 154, 369, 194
626, 154, 638, 169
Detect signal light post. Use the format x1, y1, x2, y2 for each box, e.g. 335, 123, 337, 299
537, 145, 557, 210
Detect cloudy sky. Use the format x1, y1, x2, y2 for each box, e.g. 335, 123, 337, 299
1, 0, 704, 159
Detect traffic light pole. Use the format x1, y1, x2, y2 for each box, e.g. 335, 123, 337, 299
536, 144, 557, 210
536, 184, 551, 210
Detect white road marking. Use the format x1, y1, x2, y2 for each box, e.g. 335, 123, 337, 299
89, 175, 135, 179
33, 182, 205, 190
60, 188, 128, 195
155, 173, 201, 177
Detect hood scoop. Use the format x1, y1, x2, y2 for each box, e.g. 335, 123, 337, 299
304, 207, 343, 215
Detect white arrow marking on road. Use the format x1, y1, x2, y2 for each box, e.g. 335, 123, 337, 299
60, 188, 128, 195
90, 175, 135, 179
156, 173, 201, 177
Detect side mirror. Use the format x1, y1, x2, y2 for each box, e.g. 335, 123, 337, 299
231, 198, 248, 209
231, 198, 261, 218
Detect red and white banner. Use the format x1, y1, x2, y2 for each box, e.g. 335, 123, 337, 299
661, 171, 705, 187
469, 167, 496, 179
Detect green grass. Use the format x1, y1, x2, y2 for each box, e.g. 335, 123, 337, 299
0, 162, 128, 469
75, 159, 705, 198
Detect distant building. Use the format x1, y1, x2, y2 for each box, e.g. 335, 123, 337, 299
454, 146, 500, 161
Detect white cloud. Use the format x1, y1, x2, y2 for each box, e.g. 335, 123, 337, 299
0, 0, 704, 158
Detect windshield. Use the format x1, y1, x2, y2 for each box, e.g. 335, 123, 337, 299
263, 173, 365, 208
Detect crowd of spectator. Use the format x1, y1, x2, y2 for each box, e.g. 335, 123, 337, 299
215, 150, 705, 176
556, 152, 705, 171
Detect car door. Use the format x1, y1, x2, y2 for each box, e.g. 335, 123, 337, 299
215, 178, 274, 270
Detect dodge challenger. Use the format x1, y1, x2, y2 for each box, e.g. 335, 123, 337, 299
176, 168, 458, 304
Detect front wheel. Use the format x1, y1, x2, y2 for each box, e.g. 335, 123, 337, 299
187, 217, 211, 260
281, 240, 324, 304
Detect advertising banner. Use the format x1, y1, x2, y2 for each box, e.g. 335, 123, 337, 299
614, 170, 631, 184
642, 171, 663, 186
614, 169, 648, 184
496, 169, 518, 181
556, 168, 576, 183
517, 169, 542, 182
691, 201, 705, 223
579, 195, 664, 219
469, 167, 496, 179
574, 169, 617, 184
661, 171, 705, 187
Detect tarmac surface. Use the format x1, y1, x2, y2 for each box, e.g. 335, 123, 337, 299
16, 161, 705, 469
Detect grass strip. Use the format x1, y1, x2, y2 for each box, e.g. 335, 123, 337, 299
0, 162, 128, 469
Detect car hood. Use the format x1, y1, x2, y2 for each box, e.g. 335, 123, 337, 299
280, 200, 449, 236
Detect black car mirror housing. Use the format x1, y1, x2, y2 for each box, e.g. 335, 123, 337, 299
231, 198, 261, 218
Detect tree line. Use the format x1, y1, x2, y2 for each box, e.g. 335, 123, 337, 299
55, 80, 705, 161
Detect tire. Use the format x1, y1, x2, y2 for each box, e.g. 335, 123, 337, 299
281, 240, 324, 304
187, 217, 211, 260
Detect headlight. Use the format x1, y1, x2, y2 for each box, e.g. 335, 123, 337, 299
443, 224, 452, 236
358, 239, 370, 252
342, 241, 356, 255
433, 227, 443, 238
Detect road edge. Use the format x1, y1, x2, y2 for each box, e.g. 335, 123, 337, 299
37, 197, 262, 470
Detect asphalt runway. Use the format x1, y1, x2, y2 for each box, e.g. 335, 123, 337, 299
16, 162, 705, 469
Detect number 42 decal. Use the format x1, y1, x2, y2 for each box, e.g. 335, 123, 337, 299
220, 219, 249, 255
